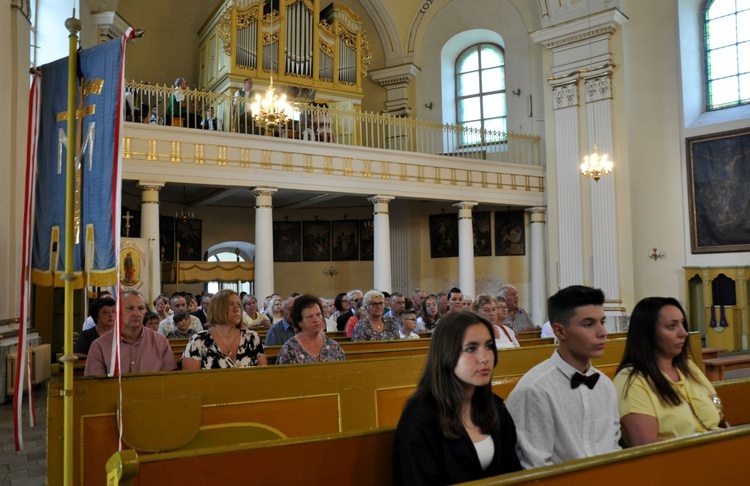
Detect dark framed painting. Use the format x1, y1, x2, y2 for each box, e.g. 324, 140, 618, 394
360, 219, 374, 261
494, 210, 525, 256
687, 128, 750, 253
473, 211, 492, 257
175, 218, 202, 261
332, 220, 359, 261
303, 220, 331, 261
159, 215, 175, 261
430, 213, 458, 258
273, 221, 302, 262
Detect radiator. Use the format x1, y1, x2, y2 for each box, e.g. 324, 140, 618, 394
5, 344, 51, 395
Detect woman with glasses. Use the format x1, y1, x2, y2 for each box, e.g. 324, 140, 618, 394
242, 294, 271, 328
153, 294, 170, 322
417, 294, 441, 333
351, 290, 400, 341
473, 295, 519, 349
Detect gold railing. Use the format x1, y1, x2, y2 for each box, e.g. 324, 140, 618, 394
124, 81, 541, 165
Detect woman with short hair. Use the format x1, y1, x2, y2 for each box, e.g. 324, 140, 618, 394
473, 294, 519, 349
276, 294, 346, 365
351, 290, 400, 341
182, 289, 267, 369
393, 311, 522, 484
242, 294, 271, 328
613, 297, 726, 446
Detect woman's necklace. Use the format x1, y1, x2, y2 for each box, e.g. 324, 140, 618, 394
213, 327, 239, 358
371, 318, 384, 332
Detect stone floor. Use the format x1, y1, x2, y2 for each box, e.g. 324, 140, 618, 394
0, 385, 46, 486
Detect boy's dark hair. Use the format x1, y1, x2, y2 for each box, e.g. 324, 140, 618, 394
143, 312, 158, 324
547, 285, 605, 326
173, 310, 189, 323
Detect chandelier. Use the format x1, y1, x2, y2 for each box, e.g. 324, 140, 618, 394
250, 75, 291, 128
580, 145, 613, 182
176, 187, 194, 222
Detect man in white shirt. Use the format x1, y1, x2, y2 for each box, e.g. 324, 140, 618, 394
506, 285, 621, 469
157, 293, 204, 337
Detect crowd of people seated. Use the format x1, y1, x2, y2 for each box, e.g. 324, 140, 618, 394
76, 283, 726, 482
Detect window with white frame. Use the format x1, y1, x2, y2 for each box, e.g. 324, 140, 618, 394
704, 0, 750, 110
206, 251, 252, 295
455, 43, 506, 146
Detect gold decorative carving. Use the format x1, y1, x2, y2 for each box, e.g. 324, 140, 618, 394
217, 6, 233, 57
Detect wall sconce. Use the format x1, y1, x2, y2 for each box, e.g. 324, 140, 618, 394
323, 266, 339, 278
512, 88, 522, 96
648, 248, 665, 261
424, 102, 433, 110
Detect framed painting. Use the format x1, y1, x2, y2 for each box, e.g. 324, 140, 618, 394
273, 221, 301, 262
159, 215, 175, 261
430, 213, 458, 258
686, 128, 750, 253
360, 220, 374, 261
494, 210, 525, 256
332, 220, 359, 261
303, 220, 331, 261
175, 218, 202, 261
473, 211, 492, 257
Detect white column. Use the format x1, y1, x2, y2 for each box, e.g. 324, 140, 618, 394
453, 201, 478, 300
137, 181, 164, 303
551, 81, 585, 288
526, 207, 548, 324
585, 74, 621, 305
390, 199, 409, 293
253, 187, 277, 301
368, 195, 394, 291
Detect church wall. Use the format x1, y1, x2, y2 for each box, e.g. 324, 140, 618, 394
620, 0, 687, 301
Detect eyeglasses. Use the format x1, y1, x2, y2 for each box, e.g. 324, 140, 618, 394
369, 302, 384, 307
497, 305, 509, 310
155, 302, 166, 307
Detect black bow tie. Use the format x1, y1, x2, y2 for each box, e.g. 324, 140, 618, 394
571, 372, 600, 390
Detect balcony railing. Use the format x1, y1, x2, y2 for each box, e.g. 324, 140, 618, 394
124, 81, 541, 165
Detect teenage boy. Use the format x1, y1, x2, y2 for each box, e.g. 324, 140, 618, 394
398, 308, 419, 339
506, 285, 621, 468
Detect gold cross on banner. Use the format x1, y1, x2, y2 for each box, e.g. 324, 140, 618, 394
122, 211, 133, 237
56, 77, 104, 244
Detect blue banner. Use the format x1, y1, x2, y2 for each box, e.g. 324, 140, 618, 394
32, 38, 123, 287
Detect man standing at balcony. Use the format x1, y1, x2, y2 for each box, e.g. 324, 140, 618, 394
234, 78, 256, 134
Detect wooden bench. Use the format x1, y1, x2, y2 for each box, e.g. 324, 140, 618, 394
106, 427, 396, 486
703, 355, 750, 381
47, 334, 703, 485
702, 347, 728, 361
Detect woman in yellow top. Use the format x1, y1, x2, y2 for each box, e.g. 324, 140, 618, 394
613, 297, 725, 446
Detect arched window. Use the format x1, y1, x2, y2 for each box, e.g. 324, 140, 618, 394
205, 241, 255, 295
455, 43, 506, 145
704, 0, 750, 110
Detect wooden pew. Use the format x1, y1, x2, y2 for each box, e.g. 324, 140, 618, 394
106, 427, 396, 486
46, 335, 664, 485
703, 355, 750, 381
702, 347, 727, 361
714, 377, 750, 426
47, 334, 702, 485
472, 425, 750, 485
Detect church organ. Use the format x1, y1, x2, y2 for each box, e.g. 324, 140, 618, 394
199, 0, 371, 102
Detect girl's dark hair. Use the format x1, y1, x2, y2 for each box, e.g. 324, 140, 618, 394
333, 292, 348, 312
173, 310, 189, 324
617, 297, 696, 406
418, 294, 440, 330
410, 310, 500, 439
290, 294, 323, 330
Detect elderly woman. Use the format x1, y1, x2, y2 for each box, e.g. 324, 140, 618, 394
74, 295, 116, 355
416, 294, 440, 333
351, 290, 400, 341
276, 294, 346, 365
242, 294, 271, 328
613, 297, 726, 446
268, 297, 284, 324
473, 294, 519, 349
182, 289, 267, 369
393, 311, 522, 483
